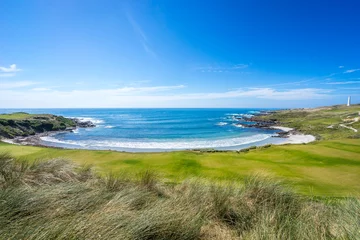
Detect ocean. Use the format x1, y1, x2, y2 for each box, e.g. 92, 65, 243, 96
0, 108, 285, 152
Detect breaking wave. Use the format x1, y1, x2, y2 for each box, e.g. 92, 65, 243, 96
40, 134, 272, 150
75, 117, 104, 124
72, 129, 79, 134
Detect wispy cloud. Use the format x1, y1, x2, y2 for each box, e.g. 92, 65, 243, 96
0, 64, 21, 73
195, 64, 249, 73
0, 73, 16, 78
344, 69, 360, 73
338, 87, 360, 90
262, 79, 312, 88
326, 81, 360, 85
111, 85, 185, 94
126, 12, 156, 58
0, 86, 331, 108
0, 64, 22, 77
32, 87, 52, 91
0, 81, 38, 89
339, 66, 344, 69
165, 88, 330, 101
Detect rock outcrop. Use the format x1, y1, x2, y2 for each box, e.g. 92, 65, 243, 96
0, 113, 95, 139
72, 118, 96, 128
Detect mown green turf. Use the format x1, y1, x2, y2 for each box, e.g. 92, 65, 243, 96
1, 139, 360, 197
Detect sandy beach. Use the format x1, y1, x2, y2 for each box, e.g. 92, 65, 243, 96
271, 126, 316, 144
278, 134, 316, 144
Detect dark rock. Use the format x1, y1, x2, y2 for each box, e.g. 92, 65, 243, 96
72, 119, 96, 128
273, 131, 289, 138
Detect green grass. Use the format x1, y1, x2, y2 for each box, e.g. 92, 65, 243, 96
256, 104, 360, 139
1, 138, 360, 196
0, 112, 50, 120
1, 153, 359, 240
1, 106, 360, 238
1, 105, 360, 197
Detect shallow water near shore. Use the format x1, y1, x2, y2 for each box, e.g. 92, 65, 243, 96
0, 108, 284, 152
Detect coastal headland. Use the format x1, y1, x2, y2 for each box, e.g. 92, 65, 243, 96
0, 112, 95, 145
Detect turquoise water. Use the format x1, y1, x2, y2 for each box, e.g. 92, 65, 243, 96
0, 109, 284, 151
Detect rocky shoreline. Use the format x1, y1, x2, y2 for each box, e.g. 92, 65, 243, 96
0, 113, 96, 147
71, 118, 96, 128
231, 111, 289, 134
231, 111, 316, 144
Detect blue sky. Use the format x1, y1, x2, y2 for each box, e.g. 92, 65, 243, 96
1, 0, 360, 108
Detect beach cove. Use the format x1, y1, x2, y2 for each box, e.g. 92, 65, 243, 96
0, 108, 311, 152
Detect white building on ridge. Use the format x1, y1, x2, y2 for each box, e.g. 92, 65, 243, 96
347, 96, 351, 106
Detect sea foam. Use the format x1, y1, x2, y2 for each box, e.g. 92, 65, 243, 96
40, 134, 272, 150
75, 117, 104, 124
232, 123, 245, 128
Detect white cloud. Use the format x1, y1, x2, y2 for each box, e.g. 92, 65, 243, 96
344, 69, 360, 73
326, 81, 360, 85
339, 87, 360, 90
0, 86, 330, 108
0, 73, 16, 78
233, 64, 249, 69
0, 81, 38, 89
0, 64, 21, 73
195, 64, 249, 73
110, 85, 185, 94
32, 87, 51, 91
161, 88, 329, 101
0, 64, 22, 77
339, 66, 344, 69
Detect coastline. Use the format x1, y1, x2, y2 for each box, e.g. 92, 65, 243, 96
239, 113, 317, 145
270, 126, 316, 144
0, 113, 95, 150
2, 130, 70, 148
0, 111, 316, 152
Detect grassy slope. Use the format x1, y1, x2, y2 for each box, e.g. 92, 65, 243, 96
255, 104, 360, 139
1, 105, 360, 197
1, 138, 360, 196
2, 154, 359, 239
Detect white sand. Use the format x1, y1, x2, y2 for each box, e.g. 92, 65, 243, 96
271, 125, 316, 145
278, 134, 316, 144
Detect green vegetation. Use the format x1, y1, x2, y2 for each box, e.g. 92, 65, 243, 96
1, 138, 360, 196
0, 112, 76, 138
254, 104, 360, 140
0, 112, 39, 120
1, 153, 359, 240
1, 106, 360, 238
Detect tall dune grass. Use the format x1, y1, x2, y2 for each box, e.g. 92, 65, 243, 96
0, 152, 359, 239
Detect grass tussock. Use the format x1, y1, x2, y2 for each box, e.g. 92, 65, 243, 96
0, 152, 359, 240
